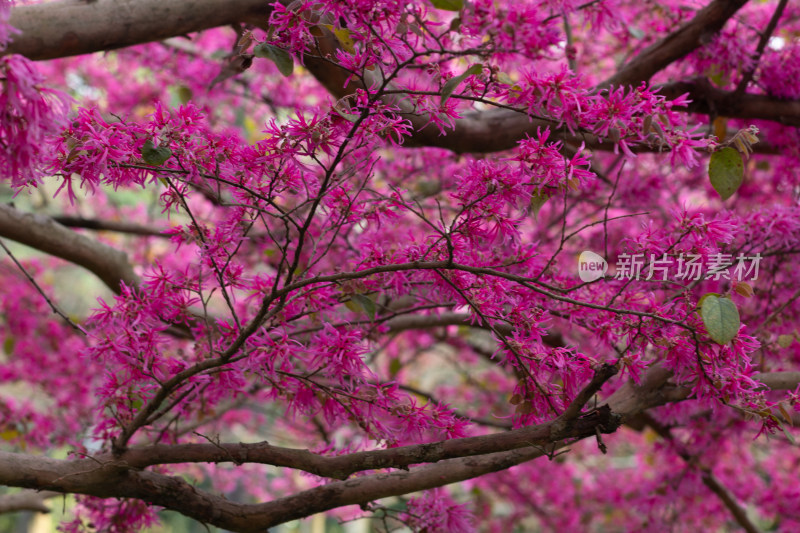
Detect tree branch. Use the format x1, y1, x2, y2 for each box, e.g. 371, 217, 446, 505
702, 471, 764, 533
659, 78, 800, 128
734, 0, 789, 96
560, 363, 618, 420
0, 366, 796, 531
4, 0, 791, 155
0, 490, 58, 514
0, 203, 139, 293
117, 395, 618, 480
384, 311, 565, 347
604, 0, 750, 88
52, 216, 169, 238
6, 0, 269, 60
644, 413, 764, 533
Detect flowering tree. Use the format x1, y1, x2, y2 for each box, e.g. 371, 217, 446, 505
0, 0, 799, 531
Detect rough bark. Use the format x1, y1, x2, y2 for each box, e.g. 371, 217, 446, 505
6, 0, 269, 60
0, 367, 793, 532
2, 0, 792, 155
0, 203, 139, 293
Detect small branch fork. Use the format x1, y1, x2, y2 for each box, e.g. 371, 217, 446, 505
0, 238, 85, 334
734, 0, 789, 96
643, 414, 764, 533
560, 363, 619, 421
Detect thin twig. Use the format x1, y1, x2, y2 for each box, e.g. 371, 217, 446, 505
643, 414, 764, 533
734, 0, 789, 96
0, 239, 85, 335
561, 363, 619, 421
52, 216, 169, 238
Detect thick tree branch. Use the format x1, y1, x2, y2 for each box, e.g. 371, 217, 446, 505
0, 366, 796, 531
4, 0, 791, 155
117, 373, 618, 481
125, 367, 800, 528
604, 0, 749, 88
0, 204, 139, 293
0, 490, 58, 514
660, 79, 800, 127
297, 0, 761, 154
399, 108, 782, 154
6, 0, 269, 60
756, 371, 800, 391
0, 210, 195, 339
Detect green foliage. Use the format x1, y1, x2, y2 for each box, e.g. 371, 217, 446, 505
441, 64, 482, 104
349, 293, 378, 319
708, 147, 743, 200
429, 0, 464, 11
254, 43, 294, 77
140, 139, 172, 167
699, 294, 740, 344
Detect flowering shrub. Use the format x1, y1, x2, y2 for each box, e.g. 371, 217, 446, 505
0, 0, 798, 532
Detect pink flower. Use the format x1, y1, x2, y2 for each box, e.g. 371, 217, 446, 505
0, 55, 70, 187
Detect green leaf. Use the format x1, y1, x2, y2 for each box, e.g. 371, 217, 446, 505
696, 292, 721, 314
781, 422, 797, 444
140, 139, 172, 167
700, 294, 740, 345
254, 43, 294, 77
529, 193, 549, 220
176, 85, 193, 104
627, 25, 645, 39
708, 147, 743, 201
352, 294, 377, 319
3, 336, 15, 355
333, 107, 361, 122
778, 334, 795, 348
772, 415, 796, 444
441, 64, 482, 104
0, 429, 19, 441
323, 25, 356, 53
497, 71, 522, 93
429, 0, 463, 11
389, 358, 402, 377
707, 66, 728, 87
